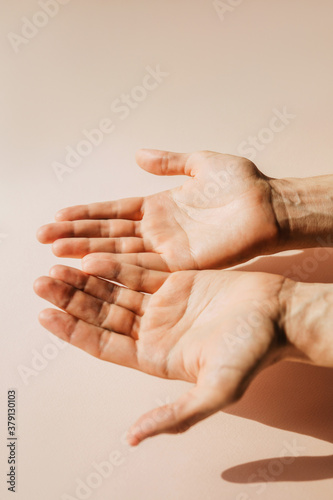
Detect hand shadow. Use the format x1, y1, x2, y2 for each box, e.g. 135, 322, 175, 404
221, 361, 333, 483
221, 249, 333, 484
234, 247, 333, 283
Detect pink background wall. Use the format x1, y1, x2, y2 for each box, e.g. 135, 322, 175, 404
1, 1, 332, 499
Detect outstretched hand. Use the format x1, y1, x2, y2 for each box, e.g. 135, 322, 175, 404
34, 258, 298, 445
37, 150, 281, 272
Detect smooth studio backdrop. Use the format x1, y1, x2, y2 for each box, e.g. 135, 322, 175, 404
1, 1, 333, 499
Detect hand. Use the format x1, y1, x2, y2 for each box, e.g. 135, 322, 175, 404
37, 150, 281, 271
34, 257, 302, 445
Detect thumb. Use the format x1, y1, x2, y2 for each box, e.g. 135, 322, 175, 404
135, 149, 194, 177
127, 381, 231, 446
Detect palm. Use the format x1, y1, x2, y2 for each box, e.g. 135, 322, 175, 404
34, 259, 288, 445
37, 150, 279, 271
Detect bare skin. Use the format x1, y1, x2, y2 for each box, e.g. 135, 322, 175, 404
37, 149, 333, 272
37, 150, 281, 271
33, 258, 333, 446
35, 149, 333, 445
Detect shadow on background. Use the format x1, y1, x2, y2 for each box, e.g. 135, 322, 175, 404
222, 249, 333, 483
224, 361, 333, 444
222, 454, 333, 483
236, 247, 333, 283
221, 361, 333, 482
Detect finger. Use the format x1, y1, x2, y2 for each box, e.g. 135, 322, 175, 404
34, 276, 138, 337
135, 149, 195, 177
38, 308, 138, 368
55, 197, 144, 222
127, 382, 225, 446
37, 220, 141, 244
52, 237, 148, 258
49, 265, 148, 316
89, 252, 171, 272
82, 254, 168, 293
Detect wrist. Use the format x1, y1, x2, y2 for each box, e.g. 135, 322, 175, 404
269, 176, 333, 251
279, 279, 333, 367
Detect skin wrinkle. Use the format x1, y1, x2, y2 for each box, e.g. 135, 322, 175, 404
98, 329, 110, 357
166, 194, 200, 270
137, 266, 148, 293
185, 276, 220, 330
270, 179, 290, 245
171, 181, 277, 269
276, 276, 292, 336
86, 237, 93, 254
183, 151, 195, 177
130, 315, 141, 340
155, 252, 171, 273
107, 282, 121, 307
86, 204, 93, 220
139, 197, 149, 229
132, 221, 141, 238
35, 262, 333, 444
34, 149, 333, 445
137, 287, 191, 379
59, 281, 77, 310
115, 237, 123, 254
67, 269, 111, 302
140, 236, 149, 253
164, 274, 197, 379
98, 329, 121, 360
102, 220, 111, 238
96, 301, 115, 330
93, 284, 141, 333
43, 152, 285, 272
66, 316, 81, 345
160, 152, 172, 176
79, 272, 91, 294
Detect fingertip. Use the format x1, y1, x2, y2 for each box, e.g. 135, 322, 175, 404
49, 264, 61, 278
52, 239, 63, 257
135, 147, 153, 159
81, 254, 95, 273
38, 308, 57, 327
36, 225, 48, 243
33, 276, 48, 296
135, 148, 162, 168
126, 432, 141, 447
127, 426, 145, 447
82, 253, 108, 269
33, 277, 41, 295
38, 308, 49, 324
55, 209, 68, 221
81, 253, 92, 265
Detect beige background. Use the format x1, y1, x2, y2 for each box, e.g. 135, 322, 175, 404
1, 1, 333, 499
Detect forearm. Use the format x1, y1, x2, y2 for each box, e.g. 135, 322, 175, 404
270, 175, 333, 251
280, 279, 333, 367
